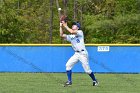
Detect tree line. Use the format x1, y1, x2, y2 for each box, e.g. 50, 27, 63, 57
0, 0, 140, 44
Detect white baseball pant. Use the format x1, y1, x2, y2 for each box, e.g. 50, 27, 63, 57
66, 51, 92, 74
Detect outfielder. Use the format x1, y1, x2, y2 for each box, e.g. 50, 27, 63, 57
60, 21, 98, 87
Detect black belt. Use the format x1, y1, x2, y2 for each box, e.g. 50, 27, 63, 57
76, 49, 84, 52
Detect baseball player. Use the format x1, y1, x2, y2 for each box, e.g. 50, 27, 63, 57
60, 21, 98, 87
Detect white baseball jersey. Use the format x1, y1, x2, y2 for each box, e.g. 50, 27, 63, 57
66, 30, 86, 52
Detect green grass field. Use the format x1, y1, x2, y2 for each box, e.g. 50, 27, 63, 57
0, 73, 139, 93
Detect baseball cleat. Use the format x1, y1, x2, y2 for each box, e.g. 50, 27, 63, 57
93, 80, 99, 86
64, 81, 72, 87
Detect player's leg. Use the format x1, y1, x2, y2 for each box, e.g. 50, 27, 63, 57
64, 53, 79, 86
79, 55, 96, 81
79, 53, 98, 86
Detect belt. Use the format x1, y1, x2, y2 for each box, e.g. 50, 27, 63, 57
76, 49, 84, 52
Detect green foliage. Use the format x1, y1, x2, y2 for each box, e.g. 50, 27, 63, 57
83, 13, 140, 43
0, 0, 140, 43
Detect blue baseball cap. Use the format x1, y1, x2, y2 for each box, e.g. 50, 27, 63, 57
72, 22, 81, 29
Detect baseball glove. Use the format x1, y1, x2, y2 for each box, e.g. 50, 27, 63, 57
60, 15, 68, 23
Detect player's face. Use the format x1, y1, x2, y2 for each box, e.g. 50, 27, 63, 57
72, 25, 78, 30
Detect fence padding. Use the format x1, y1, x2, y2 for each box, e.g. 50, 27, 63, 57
0, 46, 140, 73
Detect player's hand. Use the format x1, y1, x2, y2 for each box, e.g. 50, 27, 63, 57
62, 21, 67, 27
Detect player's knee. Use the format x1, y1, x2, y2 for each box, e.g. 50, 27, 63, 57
66, 64, 71, 71
85, 70, 92, 74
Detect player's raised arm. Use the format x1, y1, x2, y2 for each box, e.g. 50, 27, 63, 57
59, 23, 66, 38
62, 22, 77, 34
59, 23, 63, 37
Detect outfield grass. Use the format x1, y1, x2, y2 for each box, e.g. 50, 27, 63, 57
0, 73, 139, 93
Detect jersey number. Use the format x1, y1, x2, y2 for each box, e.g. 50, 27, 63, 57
76, 39, 80, 43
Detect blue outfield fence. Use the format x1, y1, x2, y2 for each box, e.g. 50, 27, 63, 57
0, 44, 140, 73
